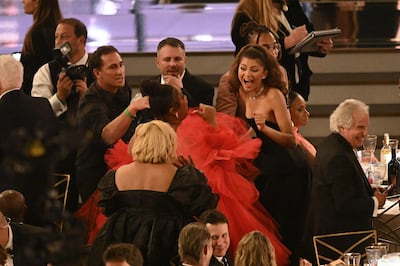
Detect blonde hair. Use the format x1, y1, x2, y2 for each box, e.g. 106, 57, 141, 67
233, 0, 278, 34
0, 55, 23, 91
234, 231, 277, 266
131, 120, 177, 163
329, 99, 369, 132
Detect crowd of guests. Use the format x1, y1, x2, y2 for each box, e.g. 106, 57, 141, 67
0, 0, 388, 265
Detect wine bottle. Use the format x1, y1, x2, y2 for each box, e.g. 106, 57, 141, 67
380, 133, 391, 182
388, 147, 400, 194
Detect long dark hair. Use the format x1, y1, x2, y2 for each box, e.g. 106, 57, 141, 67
22, 0, 63, 55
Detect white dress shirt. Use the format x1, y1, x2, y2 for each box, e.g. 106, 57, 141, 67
5, 225, 13, 266
31, 52, 89, 117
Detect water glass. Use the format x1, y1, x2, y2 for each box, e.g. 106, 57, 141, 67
363, 135, 377, 153
371, 162, 386, 187
365, 245, 385, 266
343, 252, 361, 266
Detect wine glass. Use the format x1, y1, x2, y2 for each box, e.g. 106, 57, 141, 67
358, 150, 372, 177
365, 245, 385, 266
363, 135, 377, 153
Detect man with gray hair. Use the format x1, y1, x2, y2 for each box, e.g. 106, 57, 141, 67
302, 99, 386, 264
0, 54, 58, 225
177, 222, 213, 266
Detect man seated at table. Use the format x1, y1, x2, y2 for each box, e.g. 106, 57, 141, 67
302, 99, 387, 264
199, 209, 233, 266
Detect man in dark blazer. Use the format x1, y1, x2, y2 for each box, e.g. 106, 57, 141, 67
0, 210, 50, 265
199, 209, 233, 266
302, 99, 386, 264
0, 54, 59, 226
155, 37, 215, 108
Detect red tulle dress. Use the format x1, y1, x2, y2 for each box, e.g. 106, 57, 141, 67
75, 111, 290, 265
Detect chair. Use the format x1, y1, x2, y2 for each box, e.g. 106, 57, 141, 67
52, 173, 71, 231
313, 229, 377, 266
373, 194, 400, 250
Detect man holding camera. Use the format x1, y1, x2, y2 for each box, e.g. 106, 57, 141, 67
32, 18, 89, 121
31, 18, 89, 211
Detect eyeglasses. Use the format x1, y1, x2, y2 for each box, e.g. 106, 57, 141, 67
263, 43, 281, 50
0, 217, 10, 229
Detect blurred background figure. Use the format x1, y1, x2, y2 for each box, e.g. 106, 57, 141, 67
0, 54, 59, 226
234, 231, 276, 266
0, 0, 18, 15
103, 243, 144, 266
21, 0, 63, 95
288, 90, 316, 162
0, 189, 26, 223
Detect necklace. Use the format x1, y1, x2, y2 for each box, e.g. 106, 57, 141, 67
250, 86, 264, 100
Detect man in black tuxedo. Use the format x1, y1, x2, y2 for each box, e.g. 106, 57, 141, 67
199, 209, 233, 266
0, 55, 59, 226
302, 99, 386, 264
0, 210, 75, 266
155, 37, 214, 108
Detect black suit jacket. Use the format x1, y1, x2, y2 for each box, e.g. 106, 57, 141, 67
11, 223, 49, 266
154, 69, 215, 108
0, 90, 59, 225
209, 254, 233, 266
302, 133, 374, 261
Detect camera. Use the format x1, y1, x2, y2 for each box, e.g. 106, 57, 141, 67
53, 42, 87, 80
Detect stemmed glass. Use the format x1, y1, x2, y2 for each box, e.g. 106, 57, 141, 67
365, 245, 385, 266
358, 150, 373, 177
363, 135, 377, 154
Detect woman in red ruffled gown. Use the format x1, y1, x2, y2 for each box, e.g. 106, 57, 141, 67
81, 79, 291, 265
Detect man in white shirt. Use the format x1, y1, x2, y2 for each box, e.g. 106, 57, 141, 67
32, 17, 89, 119
31, 18, 90, 211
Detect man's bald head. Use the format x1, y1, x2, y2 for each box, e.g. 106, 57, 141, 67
0, 190, 26, 223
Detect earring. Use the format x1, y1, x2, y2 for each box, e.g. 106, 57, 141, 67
175, 112, 179, 119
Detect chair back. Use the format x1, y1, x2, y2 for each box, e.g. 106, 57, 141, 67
313, 229, 377, 266
52, 173, 71, 231
373, 195, 400, 249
